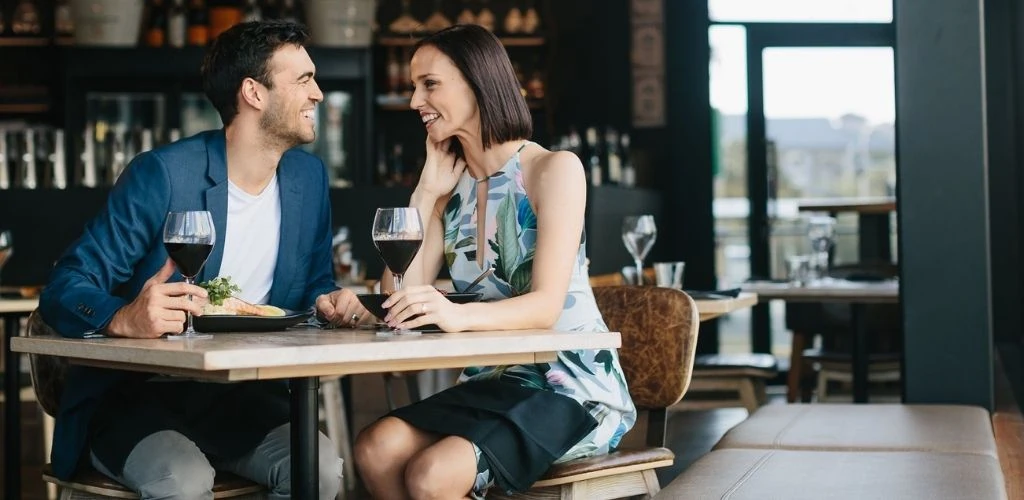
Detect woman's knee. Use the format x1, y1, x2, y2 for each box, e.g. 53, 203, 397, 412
353, 417, 416, 472
404, 452, 453, 500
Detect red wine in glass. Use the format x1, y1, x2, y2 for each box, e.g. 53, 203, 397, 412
372, 207, 424, 334
163, 211, 216, 340
374, 238, 422, 277
164, 242, 213, 279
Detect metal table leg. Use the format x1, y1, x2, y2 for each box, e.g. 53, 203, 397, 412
290, 377, 320, 499
4, 314, 22, 500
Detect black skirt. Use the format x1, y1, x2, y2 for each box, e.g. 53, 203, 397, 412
88, 377, 291, 476
388, 379, 598, 492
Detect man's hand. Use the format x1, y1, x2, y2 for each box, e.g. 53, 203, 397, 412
105, 259, 208, 338
316, 289, 371, 327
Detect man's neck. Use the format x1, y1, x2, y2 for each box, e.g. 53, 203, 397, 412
224, 122, 286, 195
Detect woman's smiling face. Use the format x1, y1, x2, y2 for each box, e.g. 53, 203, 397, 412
409, 44, 479, 141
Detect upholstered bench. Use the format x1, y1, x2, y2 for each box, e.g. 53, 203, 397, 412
673, 353, 777, 413
655, 448, 1007, 499
713, 403, 998, 456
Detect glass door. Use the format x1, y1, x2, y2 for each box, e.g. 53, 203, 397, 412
708, 7, 894, 361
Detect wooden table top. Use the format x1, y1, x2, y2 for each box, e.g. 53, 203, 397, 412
797, 197, 896, 214
0, 298, 38, 314
694, 293, 759, 321
741, 280, 899, 303
11, 328, 621, 381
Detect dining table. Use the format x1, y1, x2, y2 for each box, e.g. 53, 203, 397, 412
2, 297, 39, 500
741, 279, 899, 403
11, 326, 621, 499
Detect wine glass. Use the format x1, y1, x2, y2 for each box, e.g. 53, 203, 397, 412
373, 207, 424, 293
163, 211, 216, 340
622, 215, 656, 285
0, 230, 12, 292
373, 208, 424, 334
806, 215, 836, 280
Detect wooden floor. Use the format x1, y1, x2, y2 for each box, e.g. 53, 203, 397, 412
0, 399, 756, 499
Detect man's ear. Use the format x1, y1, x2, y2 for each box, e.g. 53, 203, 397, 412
239, 77, 265, 111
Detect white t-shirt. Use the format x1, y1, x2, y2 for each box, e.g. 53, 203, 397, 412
218, 175, 281, 304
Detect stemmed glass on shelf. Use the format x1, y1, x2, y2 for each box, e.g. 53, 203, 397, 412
163, 211, 216, 340
622, 215, 657, 285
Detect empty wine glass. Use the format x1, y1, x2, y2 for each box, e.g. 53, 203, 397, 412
164, 211, 216, 340
622, 215, 657, 285
806, 216, 836, 280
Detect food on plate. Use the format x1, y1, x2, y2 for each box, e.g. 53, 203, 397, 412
198, 277, 286, 317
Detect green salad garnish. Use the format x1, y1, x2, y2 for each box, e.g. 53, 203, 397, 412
199, 276, 240, 305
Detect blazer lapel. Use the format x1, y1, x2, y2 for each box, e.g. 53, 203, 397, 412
269, 161, 302, 304
200, 130, 229, 283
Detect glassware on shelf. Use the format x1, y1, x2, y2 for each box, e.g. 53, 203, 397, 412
476, 0, 495, 31
806, 215, 836, 280
522, 0, 541, 34
423, 0, 451, 32
503, 2, 523, 34
11, 0, 41, 34
457, 0, 475, 25
388, 0, 420, 34
55, 0, 74, 37
622, 215, 657, 285
163, 211, 216, 340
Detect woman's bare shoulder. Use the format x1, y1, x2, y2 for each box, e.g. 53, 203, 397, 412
520, 146, 584, 180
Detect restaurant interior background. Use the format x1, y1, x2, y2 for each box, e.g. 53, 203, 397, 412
0, 0, 1021, 413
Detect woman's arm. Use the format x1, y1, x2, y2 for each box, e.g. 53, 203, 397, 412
384, 150, 586, 332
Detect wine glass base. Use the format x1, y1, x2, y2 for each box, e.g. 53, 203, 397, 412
375, 328, 421, 337
167, 333, 213, 340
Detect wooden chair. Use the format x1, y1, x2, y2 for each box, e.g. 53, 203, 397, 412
25, 311, 266, 499
676, 353, 778, 414
493, 286, 700, 499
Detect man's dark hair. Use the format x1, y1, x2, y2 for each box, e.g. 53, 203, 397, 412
413, 24, 533, 159
201, 20, 310, 126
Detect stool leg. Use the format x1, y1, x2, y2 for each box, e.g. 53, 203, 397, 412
816, 369, 830, 402
43, 412, 56, 500
405, 373, 421, 404
737, 378, 759, 414
320, 377, 356, 498
787, 331, 808, 403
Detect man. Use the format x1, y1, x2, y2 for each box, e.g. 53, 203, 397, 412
39, 20, 367, 500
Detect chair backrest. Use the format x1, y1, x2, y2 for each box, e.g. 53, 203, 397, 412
26, 310, 68, 418
592, 286, 700, 410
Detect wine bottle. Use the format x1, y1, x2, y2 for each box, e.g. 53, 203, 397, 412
168, 0, 187, 47
187, 0, 209, 46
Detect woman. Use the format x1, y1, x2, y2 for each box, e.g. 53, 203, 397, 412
354, 24, 636, 499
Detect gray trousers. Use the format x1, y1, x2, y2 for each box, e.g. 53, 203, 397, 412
90, 423, 342, 500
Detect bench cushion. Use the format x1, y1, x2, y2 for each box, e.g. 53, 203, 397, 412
656, 449, 1007, 500
692, 354, 778, 378
715, 404, 998, 457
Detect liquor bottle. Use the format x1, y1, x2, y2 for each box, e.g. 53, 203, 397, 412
0, 131, 9, 189
52, 129, 67, 189
0, 7, 5, 35
526, 70, 544, 99
585, 127, 602, 187
55, 0, 74, 37
187, 0, 209, 46
20, 129, 37, 189
80, 123, 97, 187
399, 48, 412, 97
243, 0, 262, 22
605, 127, 621, 185
390, 143, 405, 186
145, 0, 168, 47
376, 135, 388, 185
168, 0, 187, 47
620, 133, 635, 187
386, 48, 401, 95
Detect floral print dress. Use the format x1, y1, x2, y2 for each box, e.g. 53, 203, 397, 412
442, 143, 637, 464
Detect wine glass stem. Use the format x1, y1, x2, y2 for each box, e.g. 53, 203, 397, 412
185, 277, 195, 334
634, 259, 644, 286
393, 273, 404, 292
